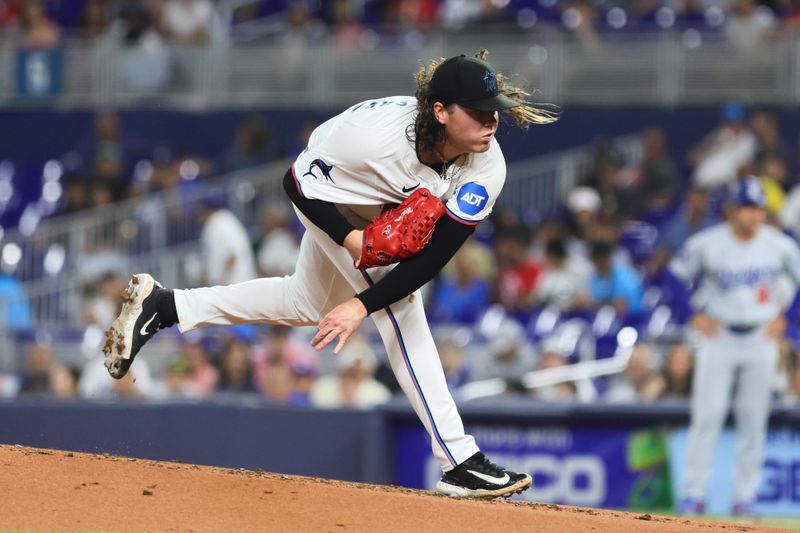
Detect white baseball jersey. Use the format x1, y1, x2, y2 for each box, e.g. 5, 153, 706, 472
669, 223, 800, 324
292, 96, 505, 227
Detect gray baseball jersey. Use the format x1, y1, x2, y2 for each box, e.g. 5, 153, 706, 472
670, 220, 800, 504
670, 223, 800, 325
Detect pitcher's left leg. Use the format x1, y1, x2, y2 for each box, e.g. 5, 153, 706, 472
364, 283, 479, 470
296, 210, 530, 497
361, 272, 531, 498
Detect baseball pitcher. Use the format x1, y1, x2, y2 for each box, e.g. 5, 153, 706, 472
101, 51, 559, 498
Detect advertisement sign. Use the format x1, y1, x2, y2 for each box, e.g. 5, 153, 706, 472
14, 48, 63, 98
394, 424, 673, 509
669, 428, 800, 516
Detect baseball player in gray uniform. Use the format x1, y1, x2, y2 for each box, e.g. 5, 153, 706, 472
101, 51, 559, 498
669, 177, 800, 515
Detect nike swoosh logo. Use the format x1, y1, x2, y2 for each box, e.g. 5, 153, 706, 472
402, 184, 420, 193
140, 313, 158, 336
467, 469, 510, 485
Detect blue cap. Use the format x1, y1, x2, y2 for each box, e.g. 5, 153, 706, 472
722, 102, 744, 122
729, 177, 766, 208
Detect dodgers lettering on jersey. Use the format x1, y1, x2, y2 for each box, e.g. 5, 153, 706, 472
710, 266, 781, 291
669, 223, 800, 325
292, 96, 506, 226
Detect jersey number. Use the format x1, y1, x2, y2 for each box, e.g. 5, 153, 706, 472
757, 285, 770, 304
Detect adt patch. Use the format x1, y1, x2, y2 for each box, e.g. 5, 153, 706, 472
457, 182, 489, 216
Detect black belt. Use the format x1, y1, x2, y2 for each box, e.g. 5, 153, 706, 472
726, 324, 759, 334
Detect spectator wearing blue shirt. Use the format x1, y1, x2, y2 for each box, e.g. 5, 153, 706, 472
0, 273, 33, 330
588, 241, 645, 317
430, 247, 492, 324
647, 186, 718, 275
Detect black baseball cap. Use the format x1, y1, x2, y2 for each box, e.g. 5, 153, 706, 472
429, 54, 520, 112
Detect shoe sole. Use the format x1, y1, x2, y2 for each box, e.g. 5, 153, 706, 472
102, 273, 155, 379
435, 474, 532, 499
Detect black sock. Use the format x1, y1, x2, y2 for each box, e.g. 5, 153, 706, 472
156, 289, 178, 328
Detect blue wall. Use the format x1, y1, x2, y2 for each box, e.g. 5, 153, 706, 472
0, 398, 387, 483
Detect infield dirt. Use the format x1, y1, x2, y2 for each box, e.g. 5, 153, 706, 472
0, 444, 791, 533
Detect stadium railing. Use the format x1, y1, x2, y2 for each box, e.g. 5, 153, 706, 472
499, 133, 641, 214
0, 31, 796, 108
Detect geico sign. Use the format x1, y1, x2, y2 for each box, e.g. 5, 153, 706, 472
758, 459, 800, 502
518, 455, 607, 506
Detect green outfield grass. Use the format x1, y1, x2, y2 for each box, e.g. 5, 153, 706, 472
651, 515, 800, 531
709, 517, 800, 531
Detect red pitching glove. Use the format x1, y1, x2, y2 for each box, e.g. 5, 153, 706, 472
355, 188, 446, 269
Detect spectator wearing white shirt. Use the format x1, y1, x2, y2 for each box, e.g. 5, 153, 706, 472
310, 336, 391, 409
157, 0, 214, 45
470, 318, 537, 384
602, 345, 662, 403
534, 237, 591, 311
198, 196, 257, 286
257, 204, 300, 278
724, 0, 776, 56
690, 103, 757, 189
78, 355, 154, 398
778, 183, 800, 235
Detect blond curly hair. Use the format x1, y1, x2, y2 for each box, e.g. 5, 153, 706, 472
408, 49, 561, 153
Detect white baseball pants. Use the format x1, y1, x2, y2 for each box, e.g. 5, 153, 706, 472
682, 328, 778, 503
173, 208, 479, 471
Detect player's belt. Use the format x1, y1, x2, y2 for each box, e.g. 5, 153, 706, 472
725, 323, 760, 334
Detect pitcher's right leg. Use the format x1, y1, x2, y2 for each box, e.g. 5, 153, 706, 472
105, 232, 351, 379
175, 232, 349, 332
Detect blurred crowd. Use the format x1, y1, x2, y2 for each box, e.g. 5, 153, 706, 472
54, 110, 296, 217
4, 100, 800, 410
0, 0, 797, 50
0, 0, 222, 47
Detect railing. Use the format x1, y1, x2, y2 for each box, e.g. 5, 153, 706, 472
457, 324, 639, 403
499, 134, 642, 214
0, 31, 797, 108
11, 135, 640, 327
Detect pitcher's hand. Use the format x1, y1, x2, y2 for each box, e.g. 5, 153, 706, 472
311, 298, 367, 354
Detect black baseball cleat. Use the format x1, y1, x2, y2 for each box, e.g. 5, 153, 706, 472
435, 452, 532, 499
103, 273, 169, 379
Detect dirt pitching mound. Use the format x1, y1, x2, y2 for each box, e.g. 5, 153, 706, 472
0, 444, 788, 533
